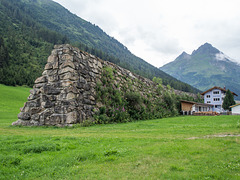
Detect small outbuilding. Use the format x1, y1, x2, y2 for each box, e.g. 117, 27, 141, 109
230, 103, 240, 115
180, 100, 215, 115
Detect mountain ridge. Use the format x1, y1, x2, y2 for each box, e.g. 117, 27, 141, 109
160, 43, 240, 99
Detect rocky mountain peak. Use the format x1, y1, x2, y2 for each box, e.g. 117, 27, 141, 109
192, 42, 220, 55
160, 43, 240, 100
174, 51, 191, 63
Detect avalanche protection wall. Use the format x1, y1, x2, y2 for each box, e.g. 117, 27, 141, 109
13, 44, 197, 126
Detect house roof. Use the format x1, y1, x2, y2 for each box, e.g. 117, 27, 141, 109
230, 103, 240, 108
201, 86, 238, 96
180, 100, 214, 107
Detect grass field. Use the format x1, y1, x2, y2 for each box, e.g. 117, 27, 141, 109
0, 84, 240, 179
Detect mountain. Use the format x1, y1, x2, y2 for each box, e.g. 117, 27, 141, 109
0, 0, 199, 93
160, 43, 240, 99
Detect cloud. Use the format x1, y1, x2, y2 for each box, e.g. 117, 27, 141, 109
54, 0, 240, 67
215, 53, 229, 61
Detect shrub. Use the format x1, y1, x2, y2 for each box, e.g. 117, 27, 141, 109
102, 66, 114, 81
110, 106, 130, 123
95, 114, 110, 124
99, 106, 106, 115
125, 91, 142, 108
80, 119, 95, 127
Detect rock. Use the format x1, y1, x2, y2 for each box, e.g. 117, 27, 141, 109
42, 85, 61, 95
98, 61, 102, 68
18, 112, 31, 120
88, 61, 93, 68
60, 60, 75, 69
48, 55, 57, 63
66, 93, 76, 100
28, 107, 42, 114
61, 81, 73, 87
65, 86, 78, 94
26, 99, 41, 107
79, 76, 86, 83
52, 61, 59, 69
45, 63, 53, 70
58, 67, 75, 74
61, 54, 73, 61
48, 75, 59, 82
89, 95, 95, 101
66, 111, 78, 124
92, 68, 98, 74
83, 98, 91, 105
12, 119, 30, 126
46, 69, 58, 76
31, 114, 40, 121
35, 76, 47, 84
84, 84, 90, 91
41, 101, 53, 108
29, 120, 40, 126
30, 89, 40, 95
60, 72, 78, 81
48, 114, 66, 125
28, 94, 38, 101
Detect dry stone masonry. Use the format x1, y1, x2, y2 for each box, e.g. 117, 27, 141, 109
13, 44, 197, 126
13, 44, 101, 126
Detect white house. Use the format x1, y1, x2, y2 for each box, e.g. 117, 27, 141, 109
230, 104, 240, 115
201, 86, 238, 113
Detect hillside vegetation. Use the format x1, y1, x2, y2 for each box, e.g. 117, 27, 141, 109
0, 0, 199, 93
0, 85, 239, 179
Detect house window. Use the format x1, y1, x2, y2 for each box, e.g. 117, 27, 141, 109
206, 95, 210, 98
215, 105, 218, 108
213, 98, 220, 101
207, 101, 211, 103
213, 91, 220, 94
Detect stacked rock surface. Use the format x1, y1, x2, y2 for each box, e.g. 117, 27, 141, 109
13, 44, 103, 126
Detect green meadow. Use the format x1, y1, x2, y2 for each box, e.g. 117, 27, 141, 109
0, 84, 239, 179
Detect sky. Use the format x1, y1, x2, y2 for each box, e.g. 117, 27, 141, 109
53, 0, 240, 67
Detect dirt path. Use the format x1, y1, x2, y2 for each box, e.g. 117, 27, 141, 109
187, 134, 240, 140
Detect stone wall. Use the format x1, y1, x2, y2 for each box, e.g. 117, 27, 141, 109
12, 44, 197, 126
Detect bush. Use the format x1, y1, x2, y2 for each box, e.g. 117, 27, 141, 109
110, 106, 130, 123
125, 91, 142, 108
95, 114, 110, 124
80, 120, 95, 127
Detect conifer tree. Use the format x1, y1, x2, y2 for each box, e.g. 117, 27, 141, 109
222, 89, 235, 111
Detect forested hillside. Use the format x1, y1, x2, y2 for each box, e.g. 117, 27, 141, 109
0, 0, 199, 93
0, 0, 68, 86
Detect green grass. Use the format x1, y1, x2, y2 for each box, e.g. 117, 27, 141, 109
0, 84, 31, 126
0, 84, 240, 179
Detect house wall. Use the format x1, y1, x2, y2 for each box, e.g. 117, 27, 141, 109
195, 105, 213, 112
204, 88, 225, 112
232, 105, 240, 115
181, 102, 193, 111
